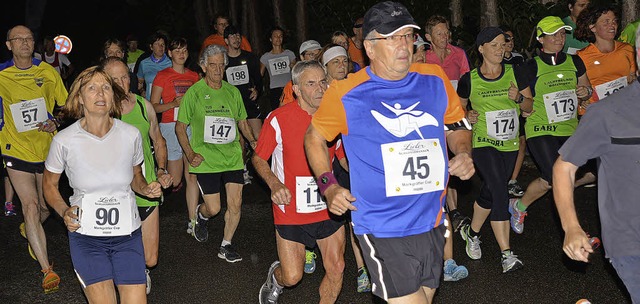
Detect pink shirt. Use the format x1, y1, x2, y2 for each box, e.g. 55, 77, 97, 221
425, 44, 470, 82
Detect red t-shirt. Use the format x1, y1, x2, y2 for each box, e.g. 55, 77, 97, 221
254, 102, 341, 225
152, 67, 200, 123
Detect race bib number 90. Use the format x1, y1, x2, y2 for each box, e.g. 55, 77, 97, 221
381, 139, 445, 197
204, 116, 237, 144
268, 57, 290, 76
543, 89, 577, 124
295, 176, 327, 213
78, 193, 133, 236
10, 97, 48, 133
486, 109, 518, 140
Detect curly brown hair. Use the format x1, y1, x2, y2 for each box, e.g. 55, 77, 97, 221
574, 5, 618, 43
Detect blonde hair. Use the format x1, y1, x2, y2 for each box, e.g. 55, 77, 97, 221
64, 66, 124, 119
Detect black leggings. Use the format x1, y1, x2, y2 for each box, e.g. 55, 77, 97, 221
269, 87, 284, 113
526, 135, 569, 184
474, 147, 518, 221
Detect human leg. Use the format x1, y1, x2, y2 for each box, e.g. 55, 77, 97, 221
316, 226, 346, 304
83, 280, 118, 304
141, 206, 159, 267
218, 180, 244, 262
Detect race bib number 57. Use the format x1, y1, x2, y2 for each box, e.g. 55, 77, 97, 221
381, 139, 445, 197
10, 97, 48, 133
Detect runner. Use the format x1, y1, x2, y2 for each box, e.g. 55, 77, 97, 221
149, 37, 201, 234
305, 2, 474, 302
508, 16, 593, 235
562, 0, 591, 55
102, 38, 139, 95
255, 60, 346, 304
102, 57, 173, 295
458, 27, 533, 273
348, 17, 367, 68
43, 66, 162, 303
260, 27, 296, 112
223, 26, 263, 185
279, 39, 322, 108
201, 14, 252, 53
176, 44, 257, 262
1, 25, 67, 294
137, 31, 171, 100
331, 31, 362, 72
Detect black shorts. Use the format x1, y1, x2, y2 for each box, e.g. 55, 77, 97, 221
357, 225, 446, 300
275, 218, 345, 248
137, 206, 157, 222
3, 156, 44, 174
195, 170, 243, 195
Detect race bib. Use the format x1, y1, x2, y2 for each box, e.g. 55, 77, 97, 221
543, 89, 577, 124
595, 76, 627, 100
381, 139, 445, 197
486, 109, 518, 140
268, 57, 290, 76
226, 65, 250, 86
203, 116, 237, 144
77, 193, 135, 236
295, 176, 327, 213
10, 97, 48, 133
566, 47, 579, 55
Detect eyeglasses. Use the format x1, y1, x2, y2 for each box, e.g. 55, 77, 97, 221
353, 24, 363, 28
367, 33, 413, 43
8, 37, 34, 43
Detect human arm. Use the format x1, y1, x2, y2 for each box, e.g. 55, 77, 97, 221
149, 84, 179, 113
238, 119, 257, 149
252, 154, 291, 205
176, 121, 203, 167
304, 124, 356, 215
553, 155, 591, 262
43, 169, 80, 232
131, 164, 162, 198
145, 99, 172, 188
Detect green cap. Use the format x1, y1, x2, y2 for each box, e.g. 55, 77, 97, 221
536, 16, 572, 37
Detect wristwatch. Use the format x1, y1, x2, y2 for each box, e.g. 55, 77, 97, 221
157, 167, 169, 175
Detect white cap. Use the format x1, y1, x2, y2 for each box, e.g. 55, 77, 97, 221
299, 40, 321, 55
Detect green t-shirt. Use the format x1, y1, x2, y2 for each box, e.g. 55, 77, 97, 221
120, 95, 159, 207
562, 16, 589, 55
618, 19, 640, 47
177, 79, 247, 173
469, 66, 520, 152
526, 56, 579, 139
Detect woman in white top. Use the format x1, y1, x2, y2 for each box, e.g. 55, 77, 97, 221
43, 66, 162, 303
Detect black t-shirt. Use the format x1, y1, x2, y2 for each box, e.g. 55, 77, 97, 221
225, 50, 262, 104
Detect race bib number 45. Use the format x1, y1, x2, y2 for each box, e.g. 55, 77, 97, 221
381, 139, 445, 197
78, 193, 134, 236
10, 97, 48, 133
295, 176, 327, 213
543, 89, 577, 124
204, 116, 237, 144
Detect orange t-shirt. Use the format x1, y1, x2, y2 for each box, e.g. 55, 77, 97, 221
279, 80, 295, 106
577, 41, 636, 114
201, 34, 252, 54
348, 39, 366, 68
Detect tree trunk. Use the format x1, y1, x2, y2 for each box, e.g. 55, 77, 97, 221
621, 0, 638, 29
229, 0, 238, 26
450, 0, 462, 28
248, 0, 262, 55
273, 0, 284, 29
480, 0, 499, 28
194, 0, 211, 42
539, 0, 558, 4
241, 0, 250, 41
296, 0, 307, 44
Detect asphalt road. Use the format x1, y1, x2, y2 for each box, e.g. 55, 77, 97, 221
0, 158, 632, 303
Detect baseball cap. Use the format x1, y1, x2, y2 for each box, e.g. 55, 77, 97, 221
224, 25, 240, 39
475, 27, 508, 46
299, 40, 321, 55
536, 16, 572, 37
363, 1, 420, 38
414, 36, 428, 47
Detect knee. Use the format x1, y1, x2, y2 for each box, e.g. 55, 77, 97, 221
280, 268, 303, 287
145, 253, 158, 268
323, 256, 345, 278
539, 178, 552, 190
203, 203, 221, 216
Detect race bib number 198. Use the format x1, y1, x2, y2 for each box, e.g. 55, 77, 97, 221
381, 139, 445, 197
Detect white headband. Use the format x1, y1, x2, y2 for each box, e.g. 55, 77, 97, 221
322, 46, 348, 65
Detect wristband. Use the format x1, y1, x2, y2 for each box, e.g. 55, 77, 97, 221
317, 172, 338, 196
157, 167, 168, 175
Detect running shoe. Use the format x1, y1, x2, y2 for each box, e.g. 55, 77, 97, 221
218, 244, 243, 263
145, 268, 151, 295
28, 243, 37, 261
304, 250, 316, 274
443, 259, 469, 282
4, 201, 16, 216
451, 212, 471, 233
192, 204, 209, 242
259, 261, 283, 304
508, 198, 527, 234
19, 222, 26, 238
356, 266, 371, 292
41, 265, 60, 294
460, 224, 482, 260
186, 219, 195, 235
508, 180, 524, 197
501, 250, 523, 273
243, 169, 253, 185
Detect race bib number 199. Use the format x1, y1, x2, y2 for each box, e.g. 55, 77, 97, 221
295, 176, 327, 213
381, 139, 445, 197
10, 97, 48, 133
268, 57, 290, 76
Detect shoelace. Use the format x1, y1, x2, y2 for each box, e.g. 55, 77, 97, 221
305, 252, 316, 263
469, 236, 481, 251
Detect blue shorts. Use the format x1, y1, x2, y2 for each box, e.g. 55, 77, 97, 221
610, 255, 640, 303
69, 228, 146, 287
160, 122, 191, 161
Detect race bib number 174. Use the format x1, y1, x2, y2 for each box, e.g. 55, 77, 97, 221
380, 139, 445, 197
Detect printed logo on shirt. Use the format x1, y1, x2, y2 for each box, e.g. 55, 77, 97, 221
371, 101, 438, 138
